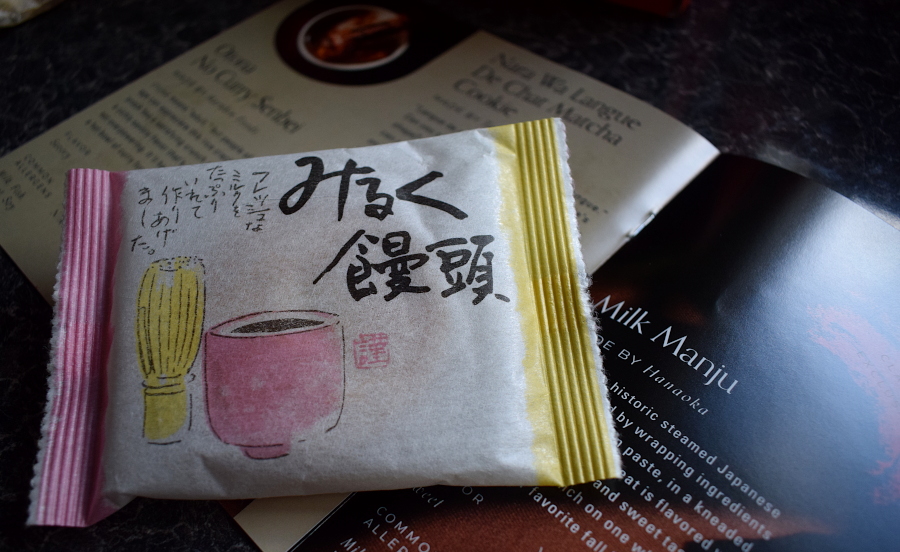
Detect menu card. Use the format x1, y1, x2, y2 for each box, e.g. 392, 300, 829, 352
0, 0, 716, 302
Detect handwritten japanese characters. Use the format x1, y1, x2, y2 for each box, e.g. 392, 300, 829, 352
130, 166, 271, 255
127, 154, 505, 305
314, 230, 509, 304
278, 156, 469, 221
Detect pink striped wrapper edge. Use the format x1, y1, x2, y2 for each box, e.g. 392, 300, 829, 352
27, 168, 124, 527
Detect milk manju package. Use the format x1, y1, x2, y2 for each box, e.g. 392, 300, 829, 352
29, 119, 621, 526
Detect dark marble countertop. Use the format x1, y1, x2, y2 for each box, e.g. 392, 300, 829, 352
1, 0, 898, 550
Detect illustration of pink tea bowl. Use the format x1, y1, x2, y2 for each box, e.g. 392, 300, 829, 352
204, 310, 344, 459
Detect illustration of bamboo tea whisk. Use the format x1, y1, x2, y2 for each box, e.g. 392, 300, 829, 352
135, 257, 205, 443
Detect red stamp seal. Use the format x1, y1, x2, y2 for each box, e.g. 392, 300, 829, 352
354, 333, 390, 369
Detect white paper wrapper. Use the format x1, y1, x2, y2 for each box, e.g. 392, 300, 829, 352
29, 119, 620, 526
